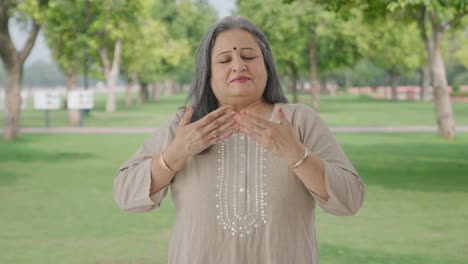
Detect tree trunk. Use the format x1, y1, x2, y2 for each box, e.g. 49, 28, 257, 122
152, 82, 160, 102
139, 82, 149, 104
0, 15, 40, 140
164, 78, 174, 96
388, 71, 400, 101
174, 82, 182, 93
287, 61, 298, 103
99, 40, 122, 113
418, 8, 455, 138
290, 77, 298, 104
419, 64, 430, 101
4, 66, 22, 139
124, 74, 135, 107
309, 39, 319, 110
65, 72, 80, 126
430, 28, 456, 139
124, 84, 133, 108
344, 69, 351, 92
320, 77, 327, 95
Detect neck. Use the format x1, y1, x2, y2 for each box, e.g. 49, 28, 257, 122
219, 98, 263, 112
219, 98, 274, 118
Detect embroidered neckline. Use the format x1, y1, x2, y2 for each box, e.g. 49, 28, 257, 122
216, 133, 269, 239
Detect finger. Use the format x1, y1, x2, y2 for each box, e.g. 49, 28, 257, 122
203, 119, 236, 143
276, 107, 290, 126
240, 110, 270, 129
209, 129, 234, 145
237, 114, 265, 135
202, 110, 236, 134
195, 106, 230, 128
239, 123, 264, 143
179, 106, 193, 127
211, 119, 237, 138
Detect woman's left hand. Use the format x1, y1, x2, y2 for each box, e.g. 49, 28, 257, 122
235, 107, 305, 164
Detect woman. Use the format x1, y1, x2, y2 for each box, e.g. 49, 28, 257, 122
113, 16, 365, 264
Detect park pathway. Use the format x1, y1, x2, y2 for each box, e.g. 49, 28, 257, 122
5, 125, 468, 134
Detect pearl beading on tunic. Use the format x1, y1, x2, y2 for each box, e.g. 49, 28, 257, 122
216, 133, 269, 239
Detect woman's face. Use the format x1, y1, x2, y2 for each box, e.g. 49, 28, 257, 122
210, 29, 268, 106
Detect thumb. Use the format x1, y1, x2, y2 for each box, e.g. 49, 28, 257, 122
277, 107, 289, 126
179, 106, 193, 127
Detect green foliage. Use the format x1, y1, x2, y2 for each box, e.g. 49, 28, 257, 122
366, 19, 423, 77
237, 0, 367, 82
158, 0, 217, 82
17, 0, 50, 23
44, 0, 87, 75
120, 0, 216, 84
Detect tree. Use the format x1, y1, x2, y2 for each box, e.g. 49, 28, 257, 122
238, 0, 309, 103
375, 0, 468, 138
86, 0, 141, 112
239, 0, 366, 108
157, 0, 217, 95
366, 19, 422, 100
0, 0, 49, 140
44, 0, 88, 126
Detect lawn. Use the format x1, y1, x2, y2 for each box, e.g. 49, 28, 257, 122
1, 133, 467, 264
2, 92, 468, 128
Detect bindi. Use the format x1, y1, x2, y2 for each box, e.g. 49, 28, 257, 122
233, 47, 237, 50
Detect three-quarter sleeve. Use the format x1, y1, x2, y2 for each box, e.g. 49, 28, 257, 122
295, 104, 365, 216
113, 109, 183, 213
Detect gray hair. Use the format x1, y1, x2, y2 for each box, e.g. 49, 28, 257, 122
185, 16, 287, 123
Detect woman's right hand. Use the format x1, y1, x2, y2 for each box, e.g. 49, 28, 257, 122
162, 106, 237, 171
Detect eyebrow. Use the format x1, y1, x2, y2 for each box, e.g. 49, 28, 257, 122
215, 48, 256, 58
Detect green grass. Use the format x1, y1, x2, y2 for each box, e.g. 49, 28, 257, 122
2, 92, 468, 127
1, 133, 467, 263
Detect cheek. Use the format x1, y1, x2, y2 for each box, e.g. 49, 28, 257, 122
211, 66, 228, 84
254, 65, 268, 88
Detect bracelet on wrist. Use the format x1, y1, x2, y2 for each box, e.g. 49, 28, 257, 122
159, 152, 176, 175
289, 147, 309, 169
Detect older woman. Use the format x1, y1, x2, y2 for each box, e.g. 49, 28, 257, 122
113, 16, 365, 264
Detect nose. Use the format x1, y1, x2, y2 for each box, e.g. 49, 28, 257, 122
232, 55, 246, 72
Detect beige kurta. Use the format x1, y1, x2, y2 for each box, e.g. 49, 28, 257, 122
113, 103, 365, 264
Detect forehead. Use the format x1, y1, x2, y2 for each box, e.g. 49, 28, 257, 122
212, 29, 260, 53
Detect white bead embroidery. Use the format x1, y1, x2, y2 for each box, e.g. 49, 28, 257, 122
216, 133, 269, 239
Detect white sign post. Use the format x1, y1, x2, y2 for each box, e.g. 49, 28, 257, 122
34, 91, 62, 127
67, 90, 94, 126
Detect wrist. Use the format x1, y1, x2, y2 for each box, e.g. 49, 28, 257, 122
286, 144, 306, 164
288, 145, 309, 169
162, 143, 188, 171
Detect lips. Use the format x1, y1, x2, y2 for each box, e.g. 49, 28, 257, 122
231, 75, 251, 83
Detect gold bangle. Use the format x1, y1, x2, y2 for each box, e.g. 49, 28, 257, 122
290, 147, 309, 169
159, 152, 176, 175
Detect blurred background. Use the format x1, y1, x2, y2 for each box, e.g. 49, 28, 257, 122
1, 0, 467, 263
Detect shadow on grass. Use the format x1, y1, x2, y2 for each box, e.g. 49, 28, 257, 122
0, 168, 18, 186
319, 242, 461, 264
0, 137, 95, 186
